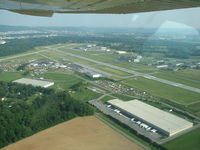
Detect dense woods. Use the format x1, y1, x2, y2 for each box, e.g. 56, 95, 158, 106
0, 81, 94, 148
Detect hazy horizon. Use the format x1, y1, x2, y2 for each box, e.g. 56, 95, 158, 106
0, 7, 200, 29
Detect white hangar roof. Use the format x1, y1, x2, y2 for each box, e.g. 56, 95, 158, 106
108, 99, 193, 136
13, 78, 54, 88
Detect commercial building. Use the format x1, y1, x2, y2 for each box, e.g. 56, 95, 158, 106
86, 72, 102, 78
115, 51, 127, 54
107, 99, 193, 136
0, 40, 6, 44
156, 65, 168, 69
13, 78, 54, 88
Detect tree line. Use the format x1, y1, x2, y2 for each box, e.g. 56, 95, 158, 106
1, 30, 199, 59
0, 81, 94, 148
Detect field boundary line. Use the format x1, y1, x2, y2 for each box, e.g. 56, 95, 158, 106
95, 114, 150, 150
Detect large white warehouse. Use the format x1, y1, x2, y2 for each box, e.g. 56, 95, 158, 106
13, 78, 54, 88
108, 99, 193, 136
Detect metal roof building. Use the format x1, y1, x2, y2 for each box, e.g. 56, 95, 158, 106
85, 72, 102, 78
13, 78, 54, 88
108, 99, 193, 136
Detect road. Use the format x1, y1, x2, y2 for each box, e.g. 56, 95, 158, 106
46, 46, 200, 94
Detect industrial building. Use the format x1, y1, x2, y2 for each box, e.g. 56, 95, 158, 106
86, 72, 102, 78
156, 65, 168, 69
13, 78, 54, 88
107, 99, 193, 136
0, 40, 6, 44
115, 51, 127, 54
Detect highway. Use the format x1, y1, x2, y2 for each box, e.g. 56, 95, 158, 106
46, 46, 200, 94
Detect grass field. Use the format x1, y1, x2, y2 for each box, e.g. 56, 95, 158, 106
70, 88, 102, 102
163, 127, 200, 150
58, 45, 157, 73
0, 47, 47, 62
94, 65, 131, 76
111, 93, 136, 101
0, 72, 27, 82
100, 95, 114, 103
38, 72, 102, 102
172, 69, 200, 82
0, 54, 45, 63
41, 50, 96, 65
38, 72, 82, 90
154, 70, 200, 89
188, 102, 200, 117
1, 116, 144, 150
121, 77, 200, 105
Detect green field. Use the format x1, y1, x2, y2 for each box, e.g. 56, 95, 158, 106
111, 93, 136, 101
0, 72, 27, 82
188, 102, 200, 117
0, 54, 46, 64
58, 45, 157, 73
0, 71, 80, 90
163, 127, 200, 150
38, 72, 102, 102
0, 46, 46, 61
70, 88, 102, 102
172, 69, 200, 82
94, 65, 131, 76
154, 70, 200, 89
100, 95, 114, 103
41, 50, 96, 65
38, 72, 82, 90
121, 77, 200, 105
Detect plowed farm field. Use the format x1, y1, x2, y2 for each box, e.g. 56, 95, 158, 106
1, 116, 144, 150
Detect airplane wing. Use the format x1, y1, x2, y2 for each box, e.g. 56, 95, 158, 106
0, 0, 200, 16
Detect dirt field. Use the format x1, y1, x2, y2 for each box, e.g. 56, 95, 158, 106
1, 116, 144, 150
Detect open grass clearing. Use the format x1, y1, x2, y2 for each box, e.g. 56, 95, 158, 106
121, 77, 200, 105
111, 93, 136, 101
188, 102, 200, 117
99, 95, 114, 103
163, 127, 200, 150
0, 72, 28, 82
0, 53, 46, 64
94, 65, 131, 76
43, 50, 96, 65
38, 72, 82, 90
70, 88, 102, 102
58, 46, 156, 73
166, 69, 200, 82
154, 70, 200, 89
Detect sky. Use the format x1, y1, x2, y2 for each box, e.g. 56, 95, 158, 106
0, 7, 200, 30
